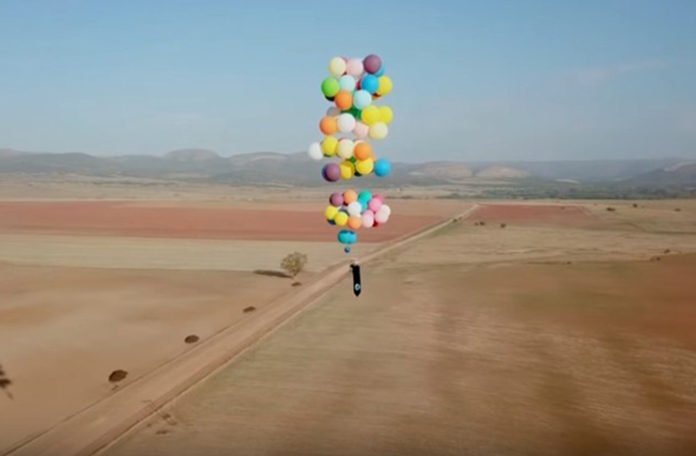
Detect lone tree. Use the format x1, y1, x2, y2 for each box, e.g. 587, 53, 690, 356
281, 252, 308, 279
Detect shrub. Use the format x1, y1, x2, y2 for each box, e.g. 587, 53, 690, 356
281, 252, 308, 278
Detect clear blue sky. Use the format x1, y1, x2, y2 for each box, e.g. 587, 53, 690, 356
1, 0, 695, 161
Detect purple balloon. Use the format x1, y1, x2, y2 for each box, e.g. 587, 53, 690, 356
363, 54, 382, 74
322, 163, 341, 182
329, 192, 344, 207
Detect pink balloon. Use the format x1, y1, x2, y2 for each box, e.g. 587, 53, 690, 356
372, 193, 384, 203
374, 210, 389, 224
346, 58, 364, 77
353, 121, 369, 139
362, 210, 375, 228
368, 198, 383, 212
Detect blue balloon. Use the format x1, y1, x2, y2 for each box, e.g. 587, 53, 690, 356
344, 246, 351, 254
361, 75, 379, 94
358, 190, 373, 202
374, 65, 385, 77
374, 158, 392, 177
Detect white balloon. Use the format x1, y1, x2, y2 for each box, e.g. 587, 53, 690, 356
337, 113, 356, 133
375, 210, 389, 224
347, 201, 362, 217
339, 75, 356, 92
380, 204, 391, 216
307, 142, 323, 161
328, 56, 347, 77
337, 139, 355, 159
369, 122, 388, 140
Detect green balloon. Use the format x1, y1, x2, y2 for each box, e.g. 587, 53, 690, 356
350, 107, 362, 118
321, 77, 340, 98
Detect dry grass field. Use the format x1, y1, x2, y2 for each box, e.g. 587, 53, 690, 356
103, 199, 696, 456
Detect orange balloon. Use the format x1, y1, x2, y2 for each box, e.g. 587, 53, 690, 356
334, 91, 353, 110
348, 216, 362, 230
353, 142, 373, 161
343, 189, 358, 204
319, 116, 337, 135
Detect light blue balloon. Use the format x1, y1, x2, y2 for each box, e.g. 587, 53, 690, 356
361, 75, 379, 94
374, 65, 385, 77
375, 158, 392, 177
353, 90, 372, 110
358, 190, 373, 203
339, 75, 356, 92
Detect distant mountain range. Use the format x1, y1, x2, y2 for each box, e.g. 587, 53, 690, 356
1, 148, 694, 189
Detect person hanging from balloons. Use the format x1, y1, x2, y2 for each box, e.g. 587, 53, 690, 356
307, 54, 394, 295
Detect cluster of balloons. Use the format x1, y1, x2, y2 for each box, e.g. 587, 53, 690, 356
309, 54, 394, 253
325, 189, 392, 246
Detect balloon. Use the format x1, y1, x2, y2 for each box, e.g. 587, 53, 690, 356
329, 57, 347, 77
381, 204, 392, 216
335, 211, 349, 227
363, 54, 382, 74
355, 158, 374, 175
326, 106, 341, 117
346, 58, 364, 77
319, 116, 338, 135
344, 246, 351, 254
325, 205, 339, 221
321, 77, 340, 98
353, 142, 373, 161
375, 208, 389, 224
360, 74, 379, 94
334, 91, 353, 110
339, 75, 356, 92
337, 113, 356, 133
358, 190, 373, 203
337, 139, 355, 159
374, 158, 391, 177
348, 216, 362, 230
374, 64, 385, 77
361, 105, 380, 125
322, 163, 341, 182
347, 201, 362, 217
329, 192, 344, 207
307, 142, 323, 161
377, 76, 393, 96
369, 122, 388, 140
353, 121, 369, 139
343, 189, 358, 204
368, 197, 382, 212
353, 90, 372, 110
321, 136, 338, 156
362, 210, 375, 228
378, 106, 393, 124
339, 160, 355, 180
337, 229, 357, 244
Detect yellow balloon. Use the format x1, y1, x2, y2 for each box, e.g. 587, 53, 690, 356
334, 211, 349, 226
377, 76, 393, 96
379, 106, 393, 124
339, 160, 355, 180
325, 205, 339, 221
321, 136, 338, 156
361, 105, 380, 125
355, 158, 374, 175
369, 122, 388, 140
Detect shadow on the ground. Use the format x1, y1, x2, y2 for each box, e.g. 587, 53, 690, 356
0, 364, 13, 399
253, 270, 291, 279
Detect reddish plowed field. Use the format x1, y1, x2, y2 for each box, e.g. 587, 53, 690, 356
0, 201, 441, 242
